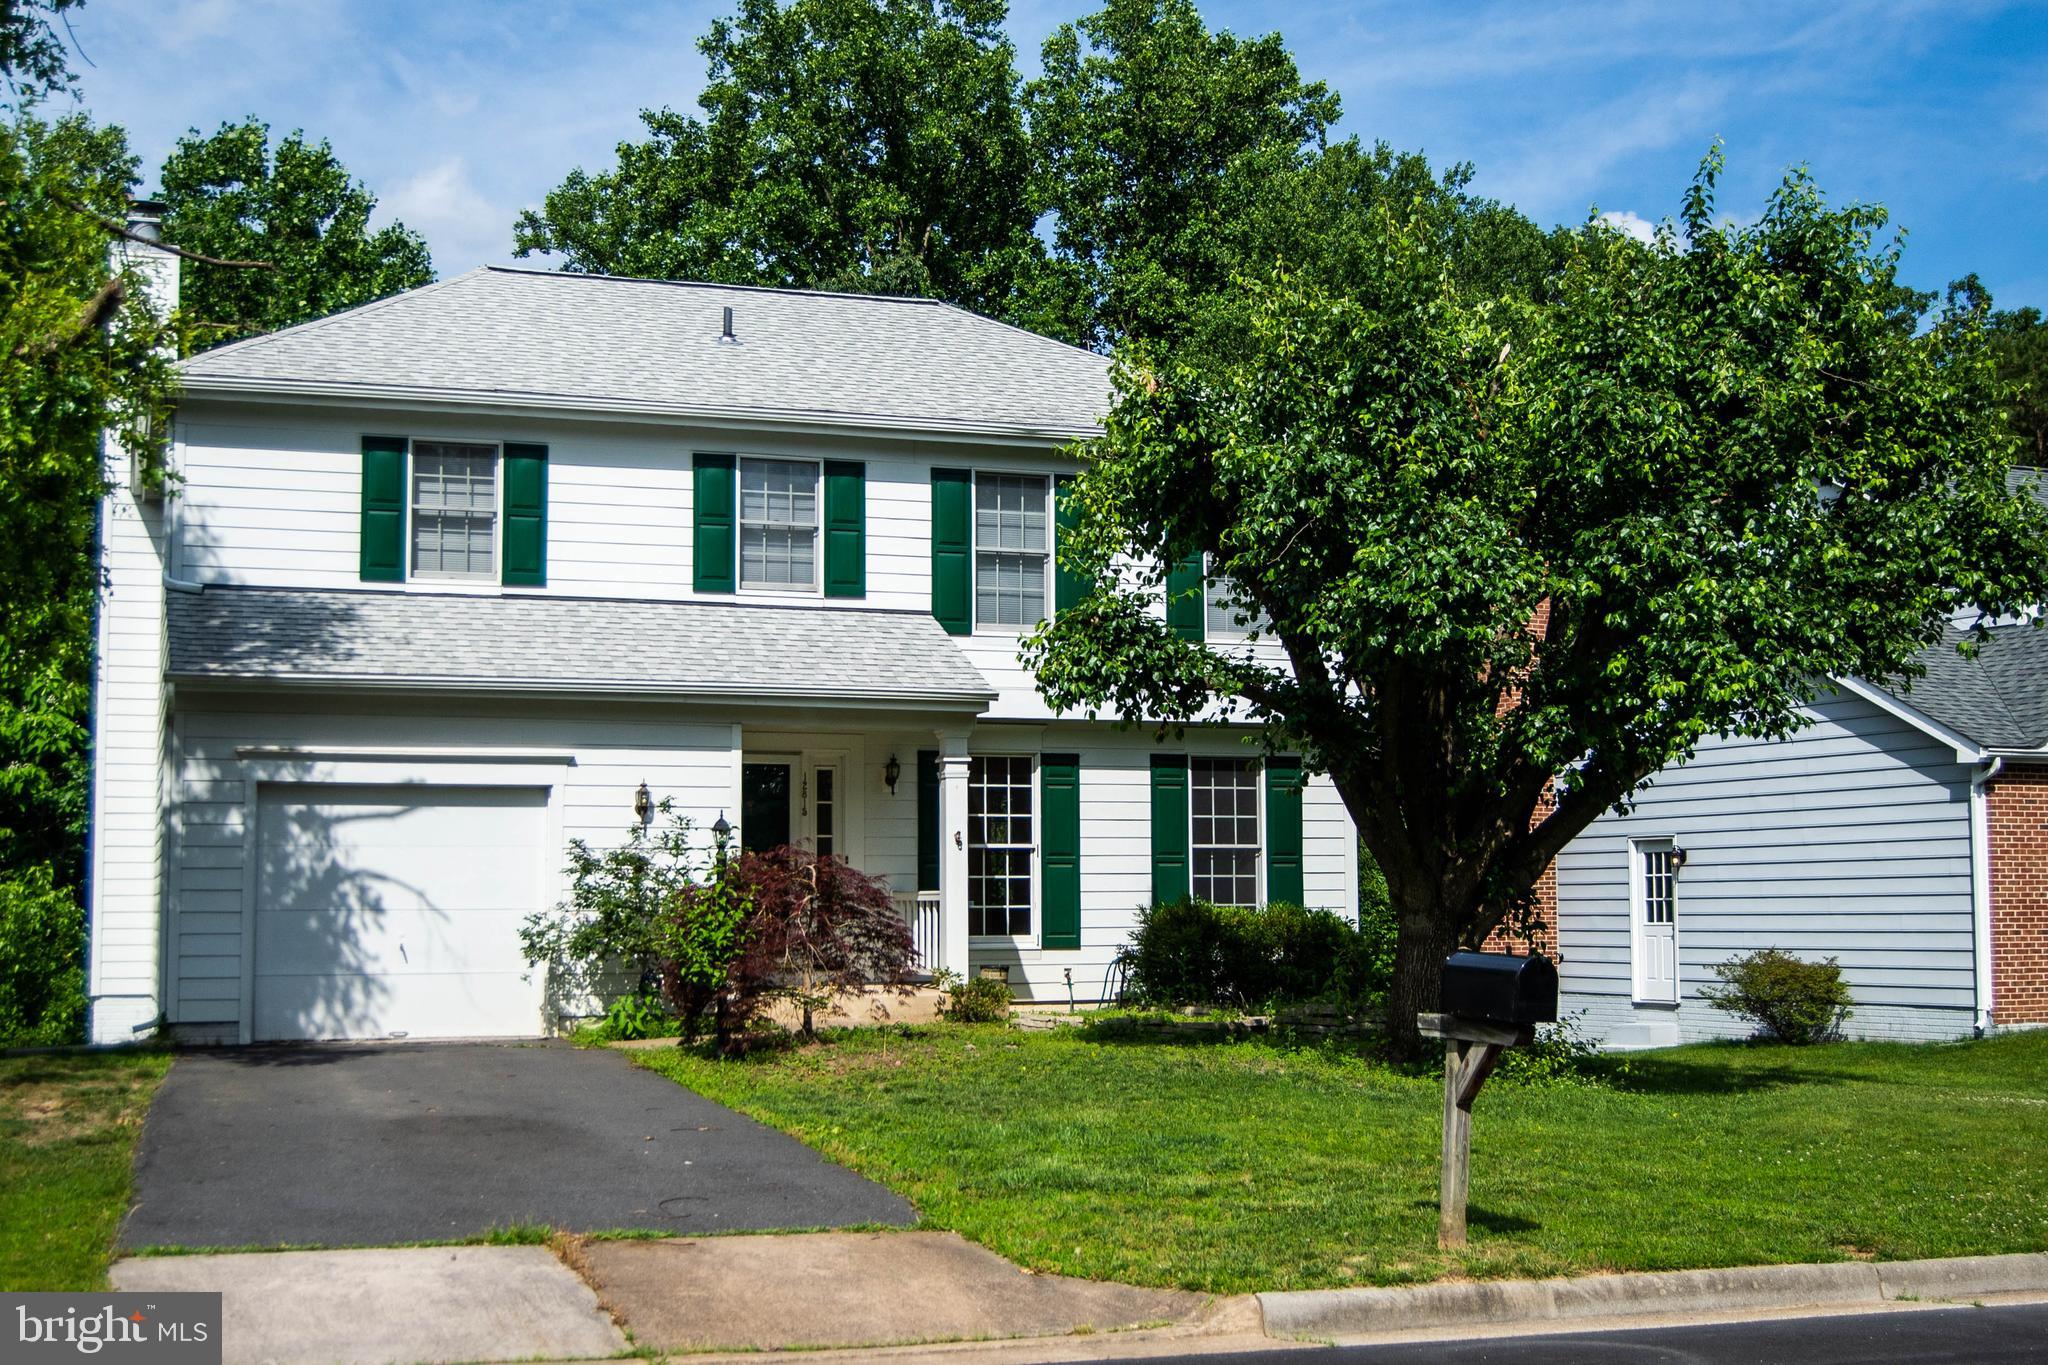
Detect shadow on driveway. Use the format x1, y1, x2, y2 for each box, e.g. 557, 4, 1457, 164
119, 1040, 914, 1250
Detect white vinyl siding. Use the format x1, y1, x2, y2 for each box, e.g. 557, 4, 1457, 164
739, 457, 819, 591
968, 755, 1034, 937
1556, 688, 1979, 1043
411, 441, 497, 579
974, 473, 1048, 629
1191, 756, 1260, 907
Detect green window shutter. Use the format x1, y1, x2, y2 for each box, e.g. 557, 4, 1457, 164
360, 435, 407, 582
1167, 553, 1205, 641
931, 467, 972, 634
1265, 755, 1305, 906
823, 460, 866, 598
1150, 754, 1189, 904
1053, 475, 1090, 614
694, 453, 736, 593
1041, 753, 1082, 949
917, 750, 941, 892
502, 442, 548, 586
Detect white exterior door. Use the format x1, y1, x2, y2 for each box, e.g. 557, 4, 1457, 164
252, 784, 548, 1041
1631, 838, 1680, 1004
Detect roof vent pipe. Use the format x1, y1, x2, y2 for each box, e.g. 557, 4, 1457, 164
721, 306, 735, 342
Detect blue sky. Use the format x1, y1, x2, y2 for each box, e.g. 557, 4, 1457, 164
62, 0, 2048, 310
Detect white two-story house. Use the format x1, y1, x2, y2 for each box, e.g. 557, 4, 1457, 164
87, 235, 1359, 1045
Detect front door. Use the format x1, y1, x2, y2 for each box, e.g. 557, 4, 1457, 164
741, 762, 792, 852
1631, 839, 1680, 1004
739, 751, 848, 857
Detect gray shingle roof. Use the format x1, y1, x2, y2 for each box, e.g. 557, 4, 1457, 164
167, 586, 995, 706
176, 268, 1111, 441
1882, 621, 2048, 750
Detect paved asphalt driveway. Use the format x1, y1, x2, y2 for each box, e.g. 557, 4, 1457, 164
118, 1040, 914, 1249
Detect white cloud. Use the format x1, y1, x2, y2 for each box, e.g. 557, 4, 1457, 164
380, 158, 507, 271
1596, 210, 1660, 244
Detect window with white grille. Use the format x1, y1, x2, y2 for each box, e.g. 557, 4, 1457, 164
1203, 554, 1270, 638
1641, 845, 1677, 925
968, 755, 1034, 936
1191, 757, 1260, 907
411, 441, 498, 579
974, 474, 1049, 628
740, 458, 820, 590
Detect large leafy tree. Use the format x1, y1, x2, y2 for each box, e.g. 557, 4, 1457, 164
513, 0, 1037, 315
1027, 153, 2048, 1053
158, 117, 432, 349
1023, 0, 1340, 349
1986, 305, 2048, 463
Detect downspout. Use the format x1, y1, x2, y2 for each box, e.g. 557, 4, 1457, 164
1969, 756, 2003, 1037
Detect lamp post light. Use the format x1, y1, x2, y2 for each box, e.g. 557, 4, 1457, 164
712, 812, 732, 866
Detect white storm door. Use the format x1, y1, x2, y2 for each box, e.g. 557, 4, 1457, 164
1631, 838, 1680, 1004
252, 784, 548, 1041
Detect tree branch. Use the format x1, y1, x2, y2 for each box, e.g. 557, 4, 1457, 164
11, 275, 125, 359
57, 196, 272, 269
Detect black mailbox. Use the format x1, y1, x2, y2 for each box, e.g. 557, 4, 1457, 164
1440, 951, 1558, 1025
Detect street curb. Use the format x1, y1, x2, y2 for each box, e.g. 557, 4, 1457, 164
1256, 1252, 2048, 1339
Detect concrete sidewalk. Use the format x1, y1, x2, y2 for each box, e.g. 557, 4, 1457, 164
105, 1236, 2048, 1364
111, 1245, 627, 1365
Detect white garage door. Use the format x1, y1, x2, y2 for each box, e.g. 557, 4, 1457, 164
253, 784, 549, 1041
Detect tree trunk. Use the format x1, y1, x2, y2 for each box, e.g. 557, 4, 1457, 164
1386, 901, 1460, 1061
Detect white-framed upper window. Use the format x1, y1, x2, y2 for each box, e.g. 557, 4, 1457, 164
975, 473, 1050, 629
740, 457, 820, 591
1191, 756, 1260, 907
1204, 553, 1270, 638
967, 754, 1035, 937
411, 440, 498, 580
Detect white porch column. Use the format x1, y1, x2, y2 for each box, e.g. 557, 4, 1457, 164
937, 730, 973, 979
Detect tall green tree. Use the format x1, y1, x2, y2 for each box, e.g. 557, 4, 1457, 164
1026, 152, 2048, 1054
1987, 305, 2048, 463
158, 117, 432, 349
0, 106, 180, 1041
513, 0, 1037, 315
1023, 0, 1340, 349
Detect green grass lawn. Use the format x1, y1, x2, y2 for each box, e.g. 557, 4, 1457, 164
0, 1050, 171, 1290
630, 1023, 2048, 1294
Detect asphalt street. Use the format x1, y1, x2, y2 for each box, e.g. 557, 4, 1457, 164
1050, 1301, 2048, 1364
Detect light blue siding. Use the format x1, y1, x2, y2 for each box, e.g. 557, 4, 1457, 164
1556, 687, 1978, 1044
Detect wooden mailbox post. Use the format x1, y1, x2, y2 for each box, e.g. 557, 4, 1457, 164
1418, 1010, 1533, 1249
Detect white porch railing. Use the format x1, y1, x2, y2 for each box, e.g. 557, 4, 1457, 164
893, 890, 943, 977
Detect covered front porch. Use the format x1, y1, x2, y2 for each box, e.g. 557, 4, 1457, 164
730, 723, 989, 983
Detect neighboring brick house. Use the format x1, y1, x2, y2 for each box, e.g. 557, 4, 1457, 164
1549, 550, 2048, 1046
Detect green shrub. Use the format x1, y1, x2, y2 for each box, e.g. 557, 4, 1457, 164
589, 992, 672, 1042
1495, 1012, 1618, 1086
1701, 947, 1854, 1044
934, 971, 1012, 1023
1124, 897, 1389, 1012
0, 865, 86, 1046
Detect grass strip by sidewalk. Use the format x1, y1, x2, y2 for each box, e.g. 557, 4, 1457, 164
1, 1049, 171, 1290
629, 1024, 2048, 1295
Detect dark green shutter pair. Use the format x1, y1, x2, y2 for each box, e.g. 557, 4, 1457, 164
360, 435, 546, 586
929, 470, 1090, 635
914, 747, 1081, 950
1149, 753, 1304, 905
695, 454, 865, 595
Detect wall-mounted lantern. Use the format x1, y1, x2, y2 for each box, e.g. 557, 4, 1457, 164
633, 782, 653, 826
884, 754, 902, 795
